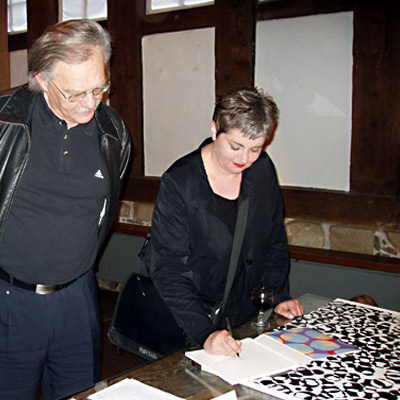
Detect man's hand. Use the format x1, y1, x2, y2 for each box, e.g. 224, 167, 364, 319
274, 299, 304, 320
203, 330, 242, 357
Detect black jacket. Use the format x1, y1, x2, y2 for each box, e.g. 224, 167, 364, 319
149, 139, 290, 345
0, 86, 131, 251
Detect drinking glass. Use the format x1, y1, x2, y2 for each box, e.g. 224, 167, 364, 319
251, 287, 274, 329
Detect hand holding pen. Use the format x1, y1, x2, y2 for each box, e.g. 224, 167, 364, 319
203, 319, 242, 357
226, 317, 240, 357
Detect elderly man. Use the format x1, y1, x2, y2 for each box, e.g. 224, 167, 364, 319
0, 19, 131, 399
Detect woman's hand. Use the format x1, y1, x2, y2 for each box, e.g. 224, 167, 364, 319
203, 330, 242, 357
274, 299, 304, 320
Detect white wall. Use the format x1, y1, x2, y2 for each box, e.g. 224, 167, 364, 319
142, 28, 215, 176
255, 12, 353, 191
10, 50, 27, 87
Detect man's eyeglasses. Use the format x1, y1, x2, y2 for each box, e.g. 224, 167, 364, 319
50, 80, 110, 103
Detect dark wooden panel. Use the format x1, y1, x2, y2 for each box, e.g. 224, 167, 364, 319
26, 0, 58, 48
257, 0, 353, 21
289, 245, 400, 274
123, 177, 161, 203
142, 6, 215, 36
107, 0, 144, 177
351, 54, 400, 196
215, 0, 256, 95
112, 221, 150, 238
350, 1, 400, 196
353, 1, 385, 55
8, 33, 27, 52
282, 187, 400, 230
0, 0, 10, 90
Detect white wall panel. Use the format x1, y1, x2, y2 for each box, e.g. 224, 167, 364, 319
142, 28, 215, 177
256, 12, 353, 191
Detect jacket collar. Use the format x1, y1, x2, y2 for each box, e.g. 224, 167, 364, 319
0, 85, 38, 126
94, 102, 119, 140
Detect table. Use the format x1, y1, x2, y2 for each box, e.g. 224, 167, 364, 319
68, 293, 332, 400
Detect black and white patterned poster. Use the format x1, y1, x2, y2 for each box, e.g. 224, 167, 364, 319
243, 299, 400, 399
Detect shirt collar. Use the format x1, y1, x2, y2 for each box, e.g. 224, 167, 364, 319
36, 92, 96, 136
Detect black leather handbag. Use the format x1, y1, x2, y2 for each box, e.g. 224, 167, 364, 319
107, 272, 187, 361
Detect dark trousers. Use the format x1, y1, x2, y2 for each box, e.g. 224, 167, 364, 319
0, 270, 101, 400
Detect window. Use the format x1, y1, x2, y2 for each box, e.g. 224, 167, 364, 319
7, 0, 26, 33
147, 0, 213, 14
62, 0, 107, 21
7, 0, 107, 33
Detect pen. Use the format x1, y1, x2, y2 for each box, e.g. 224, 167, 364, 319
225, 317, 240, 357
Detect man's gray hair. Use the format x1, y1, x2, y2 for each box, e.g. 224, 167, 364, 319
28, 19, 112, 92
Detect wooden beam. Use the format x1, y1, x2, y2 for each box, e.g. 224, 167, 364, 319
289, 245, 400, 274
107, 0, 144, 177
351, 1, 400, 196
26, 0, 58, 48
0, 0, 10, 90
281, 187, 400, 230
215, 0, 256, 96
142, 6, 215, 36
257, 0, 354, 20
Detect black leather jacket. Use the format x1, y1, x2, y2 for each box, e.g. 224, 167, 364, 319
0, 86, 131, 250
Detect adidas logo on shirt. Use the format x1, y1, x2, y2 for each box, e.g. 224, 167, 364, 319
95, 170, 104, 179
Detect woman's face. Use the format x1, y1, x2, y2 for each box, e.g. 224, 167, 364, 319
211, 122, 266, 175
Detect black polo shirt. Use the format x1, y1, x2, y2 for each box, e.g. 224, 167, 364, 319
0, 93, 107, 284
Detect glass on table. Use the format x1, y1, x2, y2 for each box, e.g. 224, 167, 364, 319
251, 287, 274, 329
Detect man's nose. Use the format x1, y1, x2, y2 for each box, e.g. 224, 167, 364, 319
80, 92, 97, 109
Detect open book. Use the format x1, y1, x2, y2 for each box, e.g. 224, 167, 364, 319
185, 327, 358, 385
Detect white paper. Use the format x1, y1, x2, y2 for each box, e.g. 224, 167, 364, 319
88, 378, 184, 400
214, 390, 237, 399
185, 337, 309, 385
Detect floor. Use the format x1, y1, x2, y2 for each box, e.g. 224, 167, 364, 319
98, 288, 148, 381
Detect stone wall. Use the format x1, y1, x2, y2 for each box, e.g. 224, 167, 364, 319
116, 200, 400, 259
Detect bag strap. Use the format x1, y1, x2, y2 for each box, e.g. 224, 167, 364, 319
217, 196, 250, 324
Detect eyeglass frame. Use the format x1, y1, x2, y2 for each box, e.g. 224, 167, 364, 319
50, 80, 110, 103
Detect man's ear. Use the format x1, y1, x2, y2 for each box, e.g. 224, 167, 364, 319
211, 121, 217, 141
34, 73, 48, 91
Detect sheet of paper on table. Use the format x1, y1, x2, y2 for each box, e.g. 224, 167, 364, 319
185, 335, 311, 385
214, 390, 237, 399
87, 378, 184, 400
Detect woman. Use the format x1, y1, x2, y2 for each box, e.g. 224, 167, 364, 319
148, 87, 303, 357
